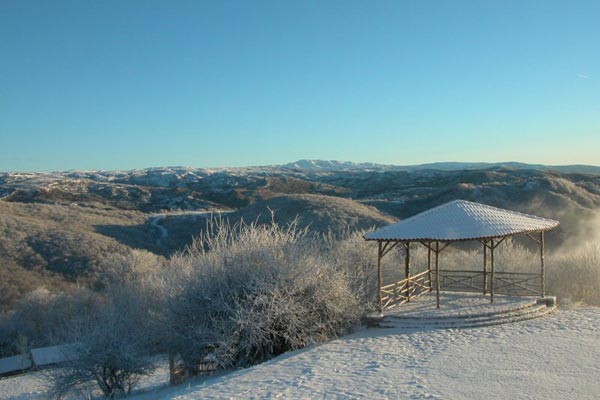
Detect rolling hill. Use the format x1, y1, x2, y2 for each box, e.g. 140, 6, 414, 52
0, 201, 157, 310
1, 161, 600, 309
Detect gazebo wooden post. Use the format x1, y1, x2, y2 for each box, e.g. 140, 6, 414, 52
435, 241, 440, 309
540, 231, 545, 297
405, 242, 411, 302
377, 241, 383, 314
482, 240, 488, 295
490, 239, 495, 303
427, 242, 432, 291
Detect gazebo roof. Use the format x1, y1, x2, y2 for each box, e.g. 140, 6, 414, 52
364, 199, 559, 242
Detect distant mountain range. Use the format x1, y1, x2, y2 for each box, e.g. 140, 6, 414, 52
2, 160, 600, 215
280, 159, 600, 174
281, 160, 392, 171
3, 159, 600, 177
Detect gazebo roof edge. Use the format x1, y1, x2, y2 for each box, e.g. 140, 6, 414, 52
363, 226, 556, 242
364, 199, 559, 242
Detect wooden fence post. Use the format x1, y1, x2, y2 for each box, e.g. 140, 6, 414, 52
540, 231, 545, 297
435, 241, 440, 309
427, 242, 432, 291
405, 242, 411, 302
377, 241, 383, 314
490, 239, 495, 303
483, 240, 488, 295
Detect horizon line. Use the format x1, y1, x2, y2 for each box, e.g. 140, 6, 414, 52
2, 159, 600, 174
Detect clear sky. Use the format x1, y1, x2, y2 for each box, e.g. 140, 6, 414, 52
1, 0, 599, 171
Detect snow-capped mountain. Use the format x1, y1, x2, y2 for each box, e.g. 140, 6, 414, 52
281, 159, 396, 171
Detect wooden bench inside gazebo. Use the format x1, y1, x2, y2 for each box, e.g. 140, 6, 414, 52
364, 200, 559, 314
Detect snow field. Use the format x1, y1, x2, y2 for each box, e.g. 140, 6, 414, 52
2, 307, 599, 399
130, 307, 599, 400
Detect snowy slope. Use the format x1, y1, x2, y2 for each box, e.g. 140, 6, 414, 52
133, 308, 599, 400
3, 306, 598, 400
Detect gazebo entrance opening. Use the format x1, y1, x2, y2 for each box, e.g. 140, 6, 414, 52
365, 200, 559, 313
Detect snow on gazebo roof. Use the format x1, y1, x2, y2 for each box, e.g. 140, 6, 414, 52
364, 199, 559, 242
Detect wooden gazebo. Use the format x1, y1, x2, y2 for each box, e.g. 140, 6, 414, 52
364, 200, 559, 313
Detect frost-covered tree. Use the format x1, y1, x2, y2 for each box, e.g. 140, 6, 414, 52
49, 294, 157, 399
48, 251, 163, 399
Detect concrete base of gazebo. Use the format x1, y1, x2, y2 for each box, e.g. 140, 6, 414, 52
367, 292, 557, 329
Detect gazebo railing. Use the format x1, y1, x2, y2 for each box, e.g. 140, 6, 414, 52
379, 269, 542, 311
493, 271, 542, 296
380, 270, 431, 309
439, 270, 541, 296
437, 269, 483, 292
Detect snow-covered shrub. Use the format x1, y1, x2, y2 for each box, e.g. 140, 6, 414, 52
426, 237, 600, 305
0, 287, 98, 357
98, 249, 164, 289
435, 239, 539, 274
440, 245, 481, 272
0, 250, 163, 359
548, 241, 600, 305
324, 231, 379, 309
161, 220, 363, 373
0, 287, 57, 356
324, 231, 430, 307
494, 239, 538, 273
45, 251, 164, 398
49, 290, 157, 399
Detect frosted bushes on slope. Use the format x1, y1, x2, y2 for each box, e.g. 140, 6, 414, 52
549, 241, 600, 304
493, 239, 600, 304
324, 231, 379, 309
32, 224, 368, 396
44, 251, 164, 399
438, 238, 600, 305
48, 294, 158, 399
494, 239, 539, 273
98, 250, 165, 289
366, 234, 600, 305
11, 222, 599, 397
0, 288, 98, 358
161, 220, 364, 375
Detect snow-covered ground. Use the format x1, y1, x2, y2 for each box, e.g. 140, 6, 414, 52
2, 298, 599, 400
0, 360, 170, 400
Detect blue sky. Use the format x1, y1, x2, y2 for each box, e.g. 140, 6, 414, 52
1, 1, 599, 171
